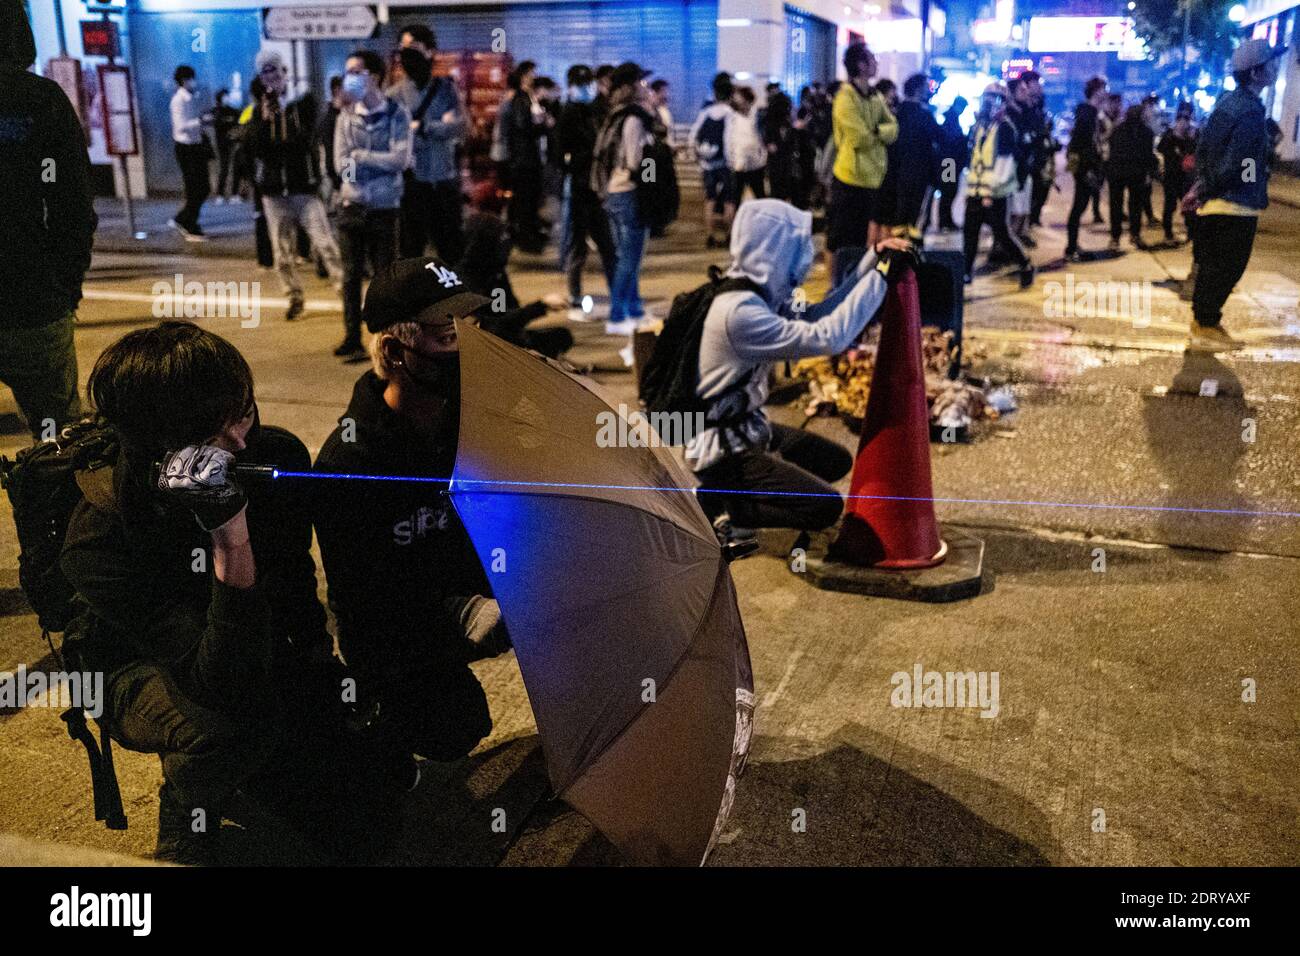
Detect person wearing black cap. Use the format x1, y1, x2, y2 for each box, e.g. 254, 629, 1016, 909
1157, 102, 1196, 243
313, 257, 510, 790
557, 63, 616, 311
591, 61, 657, 334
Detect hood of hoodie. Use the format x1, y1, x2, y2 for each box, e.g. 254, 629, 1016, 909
724, 199, 814, 309
0, 0, 36, 70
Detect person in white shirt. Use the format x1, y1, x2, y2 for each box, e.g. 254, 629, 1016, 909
727, 86, 767, 204
169, 65, 211, 240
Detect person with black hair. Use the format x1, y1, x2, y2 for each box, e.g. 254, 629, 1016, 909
556, 63, 616, 309
457, 212, 573, 357
728, 85, 767, 204
170, 65, 212, 240
392, 23, 467, 264
0, 0, 95, 442
1157, 102, 1196, 243
827, 42, 897, 268
333, 48, 412, 358
593, 64, 615, 125
762, 91, 807, 208
211, 88, 241, 203
59, 322, 343, 864
1105, 102, 1159, 252
962, 83, 1033, 287
504, 60, 552, 252
591, 62, 658, 334
1064, 75, 1108, 261
689, 72, 737, 247
877, 72, 941, 236
936, 95, 968, 231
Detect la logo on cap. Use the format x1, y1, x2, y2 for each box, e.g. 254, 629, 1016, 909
425, 262, 461, 289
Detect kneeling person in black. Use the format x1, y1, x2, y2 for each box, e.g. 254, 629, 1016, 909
313, 257, 509, 789
60, 322, 340, 864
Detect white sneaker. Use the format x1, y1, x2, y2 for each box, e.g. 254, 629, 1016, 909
214, 196, 227, 205
604, 319, 637, 335
619, 343, 635, 367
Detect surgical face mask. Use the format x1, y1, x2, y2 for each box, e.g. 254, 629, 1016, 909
570, 83, 594, 103
401, 345, 461, 399
342, 72, 369, 101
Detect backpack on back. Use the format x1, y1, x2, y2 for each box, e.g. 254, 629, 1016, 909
0, 418, 128, 830
595, 104, 679, 231
639, 267, 766, 441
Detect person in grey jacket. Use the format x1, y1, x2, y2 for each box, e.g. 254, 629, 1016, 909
1189, 38, 1281, 351
333, 49, 412, 358
686, 199, 913, 536
392, 24, 466, 263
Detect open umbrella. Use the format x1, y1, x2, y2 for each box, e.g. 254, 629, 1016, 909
449, 320, 754, 865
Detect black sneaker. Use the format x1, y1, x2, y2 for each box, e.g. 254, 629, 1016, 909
1018, 263, 1036, 289
1064, 249, 1084, 263
286, 296, 305, 321
713, 513, 759, 562
333, 338, 364, 358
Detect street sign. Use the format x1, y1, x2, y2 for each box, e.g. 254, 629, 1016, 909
98, 65, 138, 156
264, 6, 378, 41
46, 56, 87, 132
80, 19, 119, 58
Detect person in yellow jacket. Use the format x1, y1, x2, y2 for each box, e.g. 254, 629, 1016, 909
827, 42, 897, 271
962, 83, 1034, 288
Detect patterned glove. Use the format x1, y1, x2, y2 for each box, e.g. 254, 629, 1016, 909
155, 445, 247, 532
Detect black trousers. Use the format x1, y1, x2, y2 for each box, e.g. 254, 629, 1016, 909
962, 196, 1027, 274
174, 142, 211, 230
1066, 171, 1098, 253
399, 174, 465, 264
508, 164, 545, 246
1030, 174, 1050, 225
337, 206, 399, 342
827, 178, 878, 252
1109, 175, 1148, 242
1192, 214, 1258, 329
563, 183, 616, 301
732, 168, 767, 204
695, 423, 853, 531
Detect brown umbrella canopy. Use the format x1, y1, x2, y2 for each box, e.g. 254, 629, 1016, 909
449, 321, 754, 865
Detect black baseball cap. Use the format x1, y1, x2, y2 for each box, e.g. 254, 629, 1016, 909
610, 61, 650, 91
361, 257, 490, 334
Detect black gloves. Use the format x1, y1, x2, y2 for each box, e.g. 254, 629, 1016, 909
155, 445, 248, 532
875, 244, 920, 286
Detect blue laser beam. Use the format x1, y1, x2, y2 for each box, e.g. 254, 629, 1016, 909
270, 470, 1300, 520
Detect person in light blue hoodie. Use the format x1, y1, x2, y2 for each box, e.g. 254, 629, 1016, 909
334, 49, 412, 358
686, 198, 914, 539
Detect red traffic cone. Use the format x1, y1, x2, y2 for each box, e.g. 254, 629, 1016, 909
828, 268, 946, 569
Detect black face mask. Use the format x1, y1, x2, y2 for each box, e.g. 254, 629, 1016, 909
399, 48, 432, 87
403, 347, 461, 400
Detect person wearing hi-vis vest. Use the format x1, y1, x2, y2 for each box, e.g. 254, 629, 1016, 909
961, 83, 1034, 289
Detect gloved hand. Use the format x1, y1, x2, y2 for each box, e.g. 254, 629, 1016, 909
874, 243, 919, 286
155, 444, 247, 532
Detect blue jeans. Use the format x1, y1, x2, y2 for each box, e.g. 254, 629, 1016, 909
604, 190, 647, 323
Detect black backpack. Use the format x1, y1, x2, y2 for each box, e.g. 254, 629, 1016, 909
597, 105, 680, 231
0, 418, 128, 829
639, 267, 767, 441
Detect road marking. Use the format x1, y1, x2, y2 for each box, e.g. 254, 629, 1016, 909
81, 288, 341, 313
761, 648, 805, 710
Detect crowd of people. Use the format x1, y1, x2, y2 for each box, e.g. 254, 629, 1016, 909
1, 0, 1288, 863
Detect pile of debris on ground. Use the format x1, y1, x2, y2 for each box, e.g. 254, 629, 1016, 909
790, 327, 1017, 441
